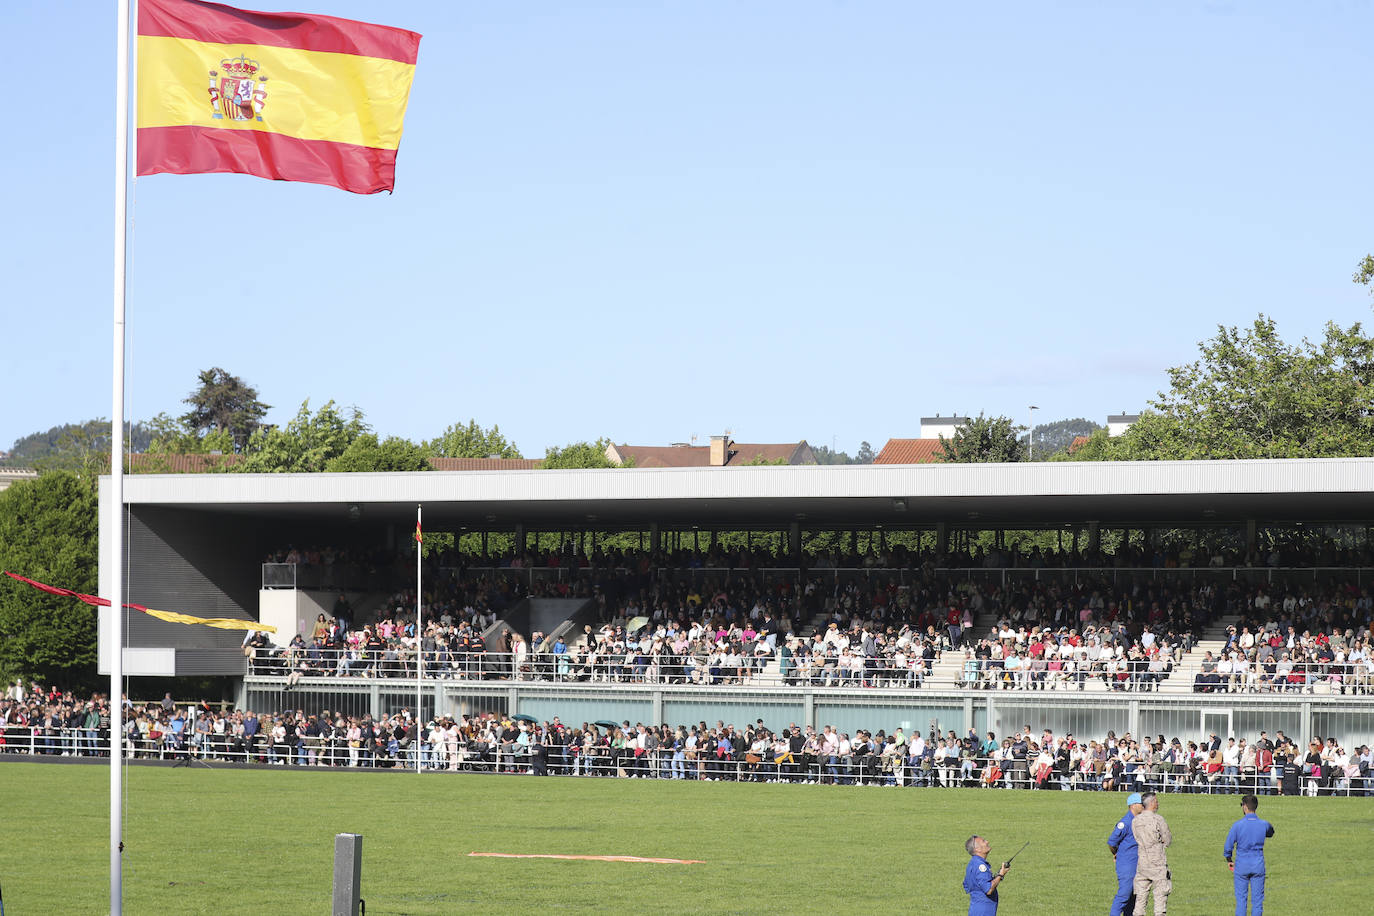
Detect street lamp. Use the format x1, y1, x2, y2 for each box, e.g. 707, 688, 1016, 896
1028, 406, 1039, 461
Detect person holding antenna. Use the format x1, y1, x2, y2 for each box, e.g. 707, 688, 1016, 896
963, 835, 1011, 915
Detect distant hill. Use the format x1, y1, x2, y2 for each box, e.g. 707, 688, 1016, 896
1, 421, 153, 467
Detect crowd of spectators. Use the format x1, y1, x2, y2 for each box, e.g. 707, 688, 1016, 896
411, 717, 1369, 799
5, 681, 1370, 798
0, 681, 107, 757
1192, 621, 1374, 695
249, 541, 1373, 700
271, 536, 1374, 639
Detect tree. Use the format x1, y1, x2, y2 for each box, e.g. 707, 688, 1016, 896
0, 472, 98, 685
1072, 316, 1374, 460
812, 442, 875, 464
1023, 417, 1103, 458
1355, 254, 1374, 296
811, 445, 854, 465
144, 411, 235, 456
4, 420, 152, 470
29, 420, 119, 478
542, 438, 622, 469
936, 414, 1026, 463
325, 434, 433, 472
179, 367, 270, 453
427, 420, 521, 459
237, 400, 369, 473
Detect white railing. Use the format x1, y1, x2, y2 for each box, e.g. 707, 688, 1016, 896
0, 724, 103, 757
4, 723, 1367, 795
251, 647, 941, 687
248, 648, 1209, 693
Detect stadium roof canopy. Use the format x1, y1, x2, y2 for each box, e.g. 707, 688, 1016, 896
108, 457, 1374, 529
96, 457, 1374, 677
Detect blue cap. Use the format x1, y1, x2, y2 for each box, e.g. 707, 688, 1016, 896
1127, 793, 1143, 806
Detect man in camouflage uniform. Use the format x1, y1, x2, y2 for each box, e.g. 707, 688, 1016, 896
1131, 791, 1172, 915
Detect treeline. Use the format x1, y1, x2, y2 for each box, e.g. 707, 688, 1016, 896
4, 311, 1374, 687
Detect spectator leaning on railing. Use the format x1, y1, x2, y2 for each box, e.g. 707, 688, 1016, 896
6, 688, 1373, 796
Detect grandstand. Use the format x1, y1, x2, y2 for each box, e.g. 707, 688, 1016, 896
98, 458, 1374, 748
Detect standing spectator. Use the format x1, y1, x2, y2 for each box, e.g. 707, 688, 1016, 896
242, 711, 260, 762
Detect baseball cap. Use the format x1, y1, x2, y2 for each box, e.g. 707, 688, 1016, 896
1127, 793, 1143, 806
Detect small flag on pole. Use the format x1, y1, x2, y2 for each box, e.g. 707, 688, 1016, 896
415, 519, 423, 543
136, 0, 421, 194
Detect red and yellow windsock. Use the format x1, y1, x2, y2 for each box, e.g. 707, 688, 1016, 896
136, 0, 421, 194
4, 571, 276, 633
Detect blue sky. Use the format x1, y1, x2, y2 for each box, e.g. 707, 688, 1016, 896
4, 1, 1372, 457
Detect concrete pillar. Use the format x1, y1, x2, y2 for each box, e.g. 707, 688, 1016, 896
789, 523, 801, 562
332, 834, 362, 916
650, 523, 660, 553
1246, 519, 1257, 555
1088, 521, 1100, 554
514, 524, 526, 553
936, 522, 949, 556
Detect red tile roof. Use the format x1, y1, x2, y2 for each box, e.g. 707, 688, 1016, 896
873, 439, 946, 464
129, 452, 242, 473
128, 454, 545, 473
429, 457, 543, 471
611, 442, 814, 467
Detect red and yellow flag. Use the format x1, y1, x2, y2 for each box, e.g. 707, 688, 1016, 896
136, 0, 421, 194
415, 519, 423, 544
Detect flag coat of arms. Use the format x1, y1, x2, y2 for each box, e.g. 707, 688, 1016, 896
137, 0, 421, 193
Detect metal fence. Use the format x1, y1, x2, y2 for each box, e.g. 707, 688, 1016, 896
236, 677, 1374, 755
8, 721, 1367, 797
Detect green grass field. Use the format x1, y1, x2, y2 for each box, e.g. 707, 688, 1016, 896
1, 761, 1366, 914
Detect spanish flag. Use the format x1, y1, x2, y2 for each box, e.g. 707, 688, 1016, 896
137, 0, 421, 194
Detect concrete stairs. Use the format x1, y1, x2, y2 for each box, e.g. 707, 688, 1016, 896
1152, 614, 1240, 694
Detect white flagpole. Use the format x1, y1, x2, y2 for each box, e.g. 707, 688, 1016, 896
111, 0, 133, 912
415, 503, 423, 773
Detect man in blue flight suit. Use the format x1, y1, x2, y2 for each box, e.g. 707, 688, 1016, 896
1224, 794, 1275, 916
963, 835, 1011, 915
1108, 792, 1146, 915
